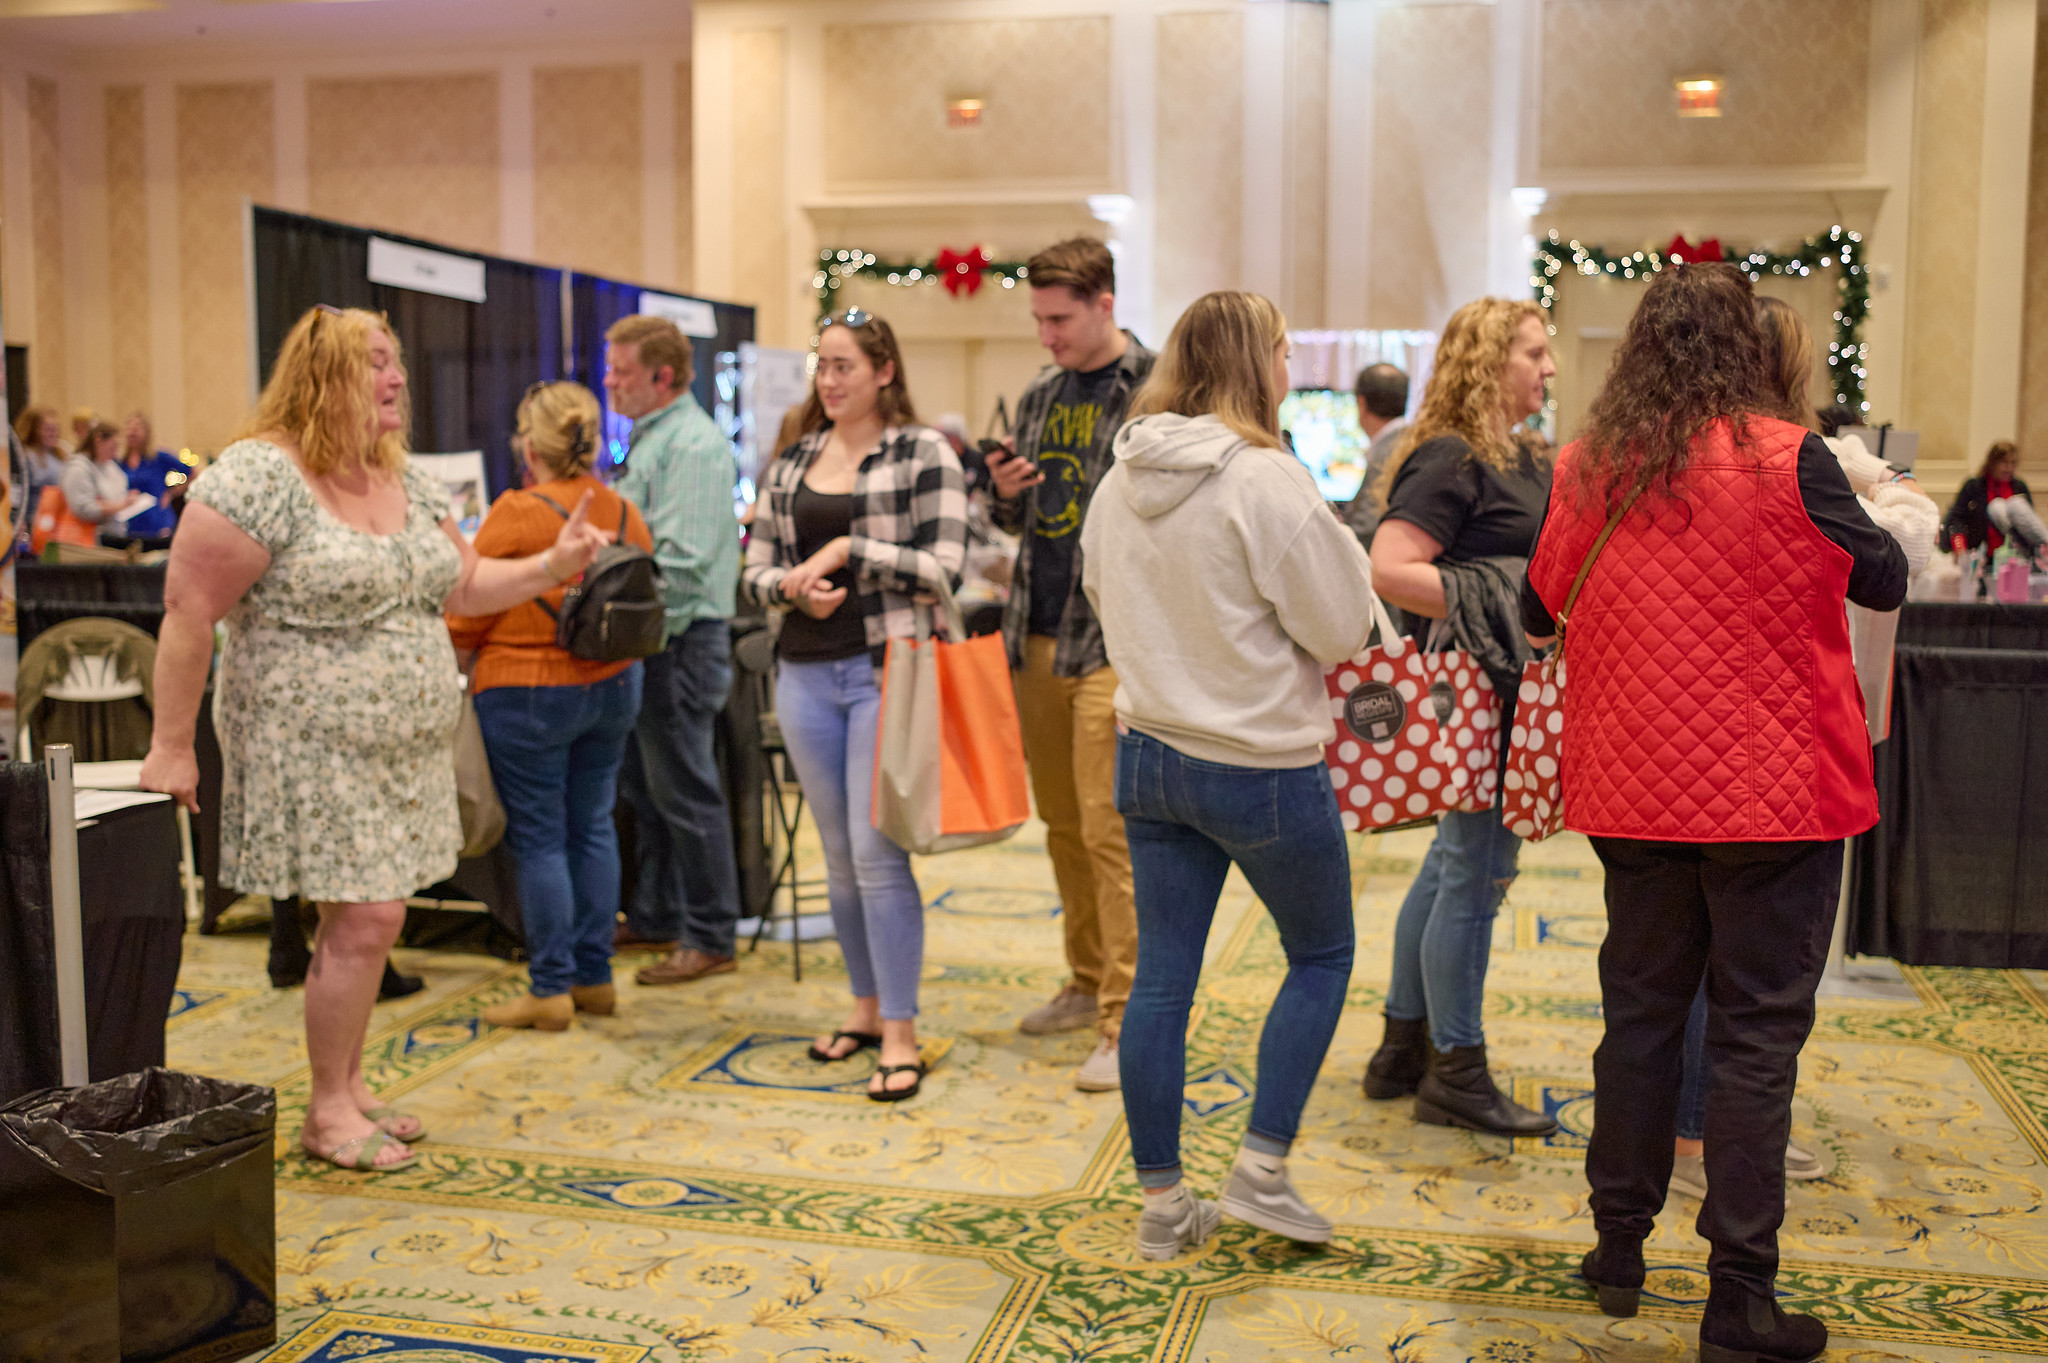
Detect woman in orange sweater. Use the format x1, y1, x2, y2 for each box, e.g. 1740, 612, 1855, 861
449, 382, 654, 1030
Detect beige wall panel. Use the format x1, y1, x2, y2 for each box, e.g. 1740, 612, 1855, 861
308, 73, 499, 255
822, 18, 1111, 189
732, 30, 790, 344
106, 84, 151, 420
2022, 11, 2048, 467
676, 60, 693, 292
178, 82, 274, 457
1903, 0, 1988, 469
29, 76, 64, 412
1154, 12, 1242, 335
1368, 5, 1491, 331
534, 64, 641, 281
1287, 4, 1329, 327
1539, 0, 1868, 171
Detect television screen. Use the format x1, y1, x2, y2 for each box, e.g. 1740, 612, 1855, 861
1281, 389, 1368, 501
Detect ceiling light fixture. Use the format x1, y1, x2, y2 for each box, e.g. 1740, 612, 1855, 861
1675, 76, 1723, 118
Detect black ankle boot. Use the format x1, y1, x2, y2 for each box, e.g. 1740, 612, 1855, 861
1413, 1043, 1559, 1136
1579, 1231, 1645, 1317
1699, 1279, 1827, 1362
379, 961, 426, 1000
1362, 1014, 1430, 1099
268, 897, 312, 989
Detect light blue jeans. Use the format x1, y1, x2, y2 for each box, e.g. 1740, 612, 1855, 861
774, 655, 926, 1019
1384, 806, 1523, 1051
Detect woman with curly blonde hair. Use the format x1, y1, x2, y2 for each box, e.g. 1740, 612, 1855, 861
142, 305, 613, 1171
1360, 295, 1559, 1138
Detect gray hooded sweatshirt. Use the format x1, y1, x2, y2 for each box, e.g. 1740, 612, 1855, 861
1081, 412, 1380, 768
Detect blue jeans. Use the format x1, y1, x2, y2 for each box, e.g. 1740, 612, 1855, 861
1384, 806, 1522, 1051
474, 667, 643, 997
1677, 978, 1710, 1142
775, 656, 926, 1020
621, 619, 742, 954
1114, 729, 1356, 1189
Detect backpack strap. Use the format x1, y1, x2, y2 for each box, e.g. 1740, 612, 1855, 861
526, 491, 573, 619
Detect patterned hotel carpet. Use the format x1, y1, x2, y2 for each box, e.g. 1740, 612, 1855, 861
167, 823, 2048, 1363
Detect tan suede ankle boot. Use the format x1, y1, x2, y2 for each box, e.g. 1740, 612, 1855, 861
570, 983, 616, 1016
482, 992, 573, 1031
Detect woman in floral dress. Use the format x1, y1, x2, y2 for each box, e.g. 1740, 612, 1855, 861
142, 305, 611, 1172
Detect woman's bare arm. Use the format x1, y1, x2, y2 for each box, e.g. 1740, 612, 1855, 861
1370, 519, 1449, 619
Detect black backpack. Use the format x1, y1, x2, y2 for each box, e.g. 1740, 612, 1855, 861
529, 492, 667, 662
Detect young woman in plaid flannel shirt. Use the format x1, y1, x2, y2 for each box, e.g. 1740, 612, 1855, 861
742, 309, 968, 1102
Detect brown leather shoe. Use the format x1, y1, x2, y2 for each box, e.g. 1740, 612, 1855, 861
614, 923, 677, 952
481, 992, 573, 1031
635, 947, 737, 986
570, 982, 616, 1015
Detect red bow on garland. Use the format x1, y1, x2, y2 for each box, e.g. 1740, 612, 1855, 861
1665, 234, 1725, 265
936, 245, 992, 297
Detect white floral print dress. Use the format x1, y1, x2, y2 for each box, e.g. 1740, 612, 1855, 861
188, 440, 465, 903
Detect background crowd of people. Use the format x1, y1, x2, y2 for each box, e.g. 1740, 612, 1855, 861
51, 227, 1991, 1363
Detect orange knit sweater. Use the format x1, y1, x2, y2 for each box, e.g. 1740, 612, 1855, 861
447, 474, 656, 692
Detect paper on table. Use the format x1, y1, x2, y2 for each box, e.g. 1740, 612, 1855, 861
108, 493, 158, 524
74, 787, 171, 826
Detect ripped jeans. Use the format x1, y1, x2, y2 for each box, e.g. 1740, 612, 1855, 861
1384, 805, 1523, 1051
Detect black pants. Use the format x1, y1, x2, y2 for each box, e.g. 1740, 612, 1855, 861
1586, 836, 1843, 1294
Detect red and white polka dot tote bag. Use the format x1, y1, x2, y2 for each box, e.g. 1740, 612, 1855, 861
1324, 598, 1503, 833
1502, 652, 1566, 841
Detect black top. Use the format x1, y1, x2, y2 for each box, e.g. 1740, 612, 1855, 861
1026, 360, 1123, 637
776, 481, 867, 663
1519, 431, 1911, 637
1384, 435, 1552, 563
1941, 474, 2034, 551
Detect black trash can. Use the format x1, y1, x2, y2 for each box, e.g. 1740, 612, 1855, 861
0, 1067, 277, 1363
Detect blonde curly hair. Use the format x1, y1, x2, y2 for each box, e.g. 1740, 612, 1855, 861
240, 305, 408, 476
1373, 296, 1544, 509
518, 381, 603, 479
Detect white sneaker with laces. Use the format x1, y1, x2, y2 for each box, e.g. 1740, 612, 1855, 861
1076, 1038, 1120, 1092
1136, 1184, 1220, 1261
1217, 1152, 1332, 1243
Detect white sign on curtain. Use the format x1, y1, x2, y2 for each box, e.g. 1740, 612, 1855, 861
639, 290, 718, 338
412, 451, 489, 539
367, 237, 487, 304
739, 343, 812, 483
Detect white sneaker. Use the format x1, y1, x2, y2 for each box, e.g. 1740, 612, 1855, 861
1076, 1038, 1120, 1092
1218, 1154, 1332, 1244
1785, 1141, 1827, 1180
1136, 1184, 1220, 1261
1669, 1152, 1707, 1200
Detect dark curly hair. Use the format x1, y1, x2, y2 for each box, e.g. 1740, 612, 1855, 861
1564, 262, 1776, 511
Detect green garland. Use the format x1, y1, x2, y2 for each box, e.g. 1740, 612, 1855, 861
813, 248, 1033, 322
1533, 225, 1871, 412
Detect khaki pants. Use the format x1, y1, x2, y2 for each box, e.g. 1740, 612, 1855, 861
1014, 635, 1137, 1039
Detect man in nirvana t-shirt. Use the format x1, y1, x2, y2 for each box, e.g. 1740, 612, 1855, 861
988, 237, 1156, 1093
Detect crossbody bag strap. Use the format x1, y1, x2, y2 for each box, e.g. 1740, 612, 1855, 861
1553, 486, 1643, 652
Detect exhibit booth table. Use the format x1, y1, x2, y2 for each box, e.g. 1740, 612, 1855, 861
1847, 602, 2048, 967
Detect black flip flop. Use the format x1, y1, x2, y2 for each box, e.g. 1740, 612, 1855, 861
808, 1030, 883, 1063
867, 1061, 927, 1103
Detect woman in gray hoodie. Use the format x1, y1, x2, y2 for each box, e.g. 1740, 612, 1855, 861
1082, 290, 1380, 1260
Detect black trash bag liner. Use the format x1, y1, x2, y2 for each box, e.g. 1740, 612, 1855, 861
0, 1067, 277, 1363
0, 1067, 274, 1194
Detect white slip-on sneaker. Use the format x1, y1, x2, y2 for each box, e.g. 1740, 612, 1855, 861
1136, 1185, 1221, 1261
1785, 1141, 1828, 1179
1076, 1038, 1120, 1092
1218, 1155, 1333, 1244
1668, 1153, 1708, 1201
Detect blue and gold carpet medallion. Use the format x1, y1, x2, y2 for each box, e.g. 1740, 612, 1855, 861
167, 825, 2048, 1361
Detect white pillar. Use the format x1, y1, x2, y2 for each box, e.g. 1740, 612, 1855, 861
642, 55, 676, 288
1861, 0, 1919, 425
61, 73, 112, 417
1325, 0, 1375, 330
143, 79, 184, 450
1967, 0, 2036, 455
499, 60, 534, 260
691, 18, 734, 300
1240, 1, 1286, 302
1111, 2, 1156, 344
0, 69, 33, 355
1484, 0, 1534, 300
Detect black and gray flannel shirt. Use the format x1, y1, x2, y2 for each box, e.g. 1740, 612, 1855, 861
992, 333, 1156, 676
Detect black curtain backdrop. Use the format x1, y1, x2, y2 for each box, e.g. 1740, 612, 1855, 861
251, 206, 565, 499
567, 272, 754, 476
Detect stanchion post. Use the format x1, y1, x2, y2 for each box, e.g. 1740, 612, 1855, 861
45, 743, 89, 1086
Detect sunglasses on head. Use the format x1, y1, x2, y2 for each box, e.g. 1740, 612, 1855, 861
820, 308, 873, 330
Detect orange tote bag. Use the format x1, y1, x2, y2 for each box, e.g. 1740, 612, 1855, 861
31, 485, 97, 556
872, 580, 1030, 855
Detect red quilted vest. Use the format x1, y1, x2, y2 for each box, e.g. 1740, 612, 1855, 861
1527, 416, 1877, 843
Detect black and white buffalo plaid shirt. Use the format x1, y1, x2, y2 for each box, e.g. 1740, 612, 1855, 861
743, 424, 968, 664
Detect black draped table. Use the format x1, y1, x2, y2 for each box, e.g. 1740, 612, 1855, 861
1846, 602, 2048, 967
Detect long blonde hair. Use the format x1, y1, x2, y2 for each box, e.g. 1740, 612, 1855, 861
518, 381, 603, 479
240, 305, 408, 475
1374, 296, 1543, 508
1127, 290, 1287, 449
1753, 296, 1815, 431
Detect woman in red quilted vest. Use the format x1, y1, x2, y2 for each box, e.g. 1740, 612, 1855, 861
1522, 263, 1905, 1363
